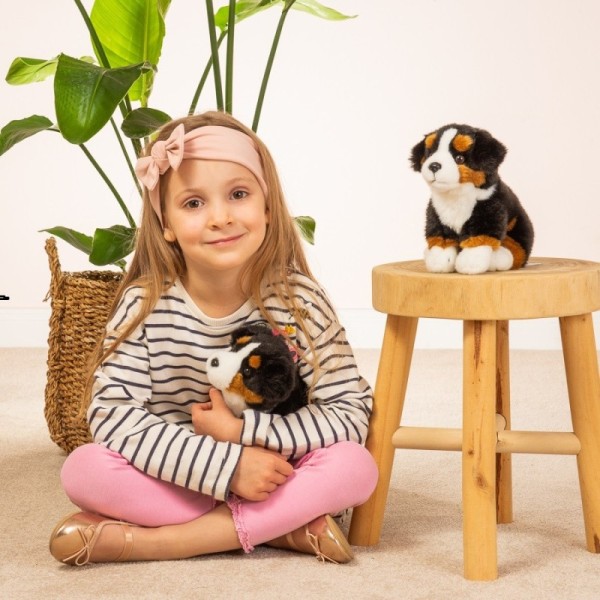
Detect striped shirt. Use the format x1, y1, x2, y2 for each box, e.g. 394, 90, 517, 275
89, 273, 373, 501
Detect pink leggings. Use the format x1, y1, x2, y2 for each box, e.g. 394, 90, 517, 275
61, 441, 378, 552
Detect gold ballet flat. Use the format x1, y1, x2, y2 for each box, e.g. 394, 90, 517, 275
49, 511, 135, 566
270, 514, 354, 564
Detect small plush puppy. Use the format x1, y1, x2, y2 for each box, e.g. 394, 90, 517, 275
206, 323, 308, 417
410, 124, 534, 274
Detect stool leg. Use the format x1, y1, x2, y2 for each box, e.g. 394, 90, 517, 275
559, 313, 600, 553
348, 315, 418, 546
496, 320, 513, 524
463, 320, 498, 580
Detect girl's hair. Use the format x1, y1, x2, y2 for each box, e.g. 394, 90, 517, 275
85, 111, 319, 407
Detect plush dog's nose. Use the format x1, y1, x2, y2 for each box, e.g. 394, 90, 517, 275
210, 358, 219, 367
428, 162, 442, 173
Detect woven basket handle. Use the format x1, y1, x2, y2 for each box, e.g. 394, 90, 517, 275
45, 237, 63, 301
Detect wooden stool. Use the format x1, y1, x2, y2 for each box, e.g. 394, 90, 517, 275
348, 257, 600, 580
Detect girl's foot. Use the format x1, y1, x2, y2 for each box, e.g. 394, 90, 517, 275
49, 511, 136, 566
267, 514, 354, 564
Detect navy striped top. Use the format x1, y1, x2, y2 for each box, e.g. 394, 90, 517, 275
88, 273, 373, 500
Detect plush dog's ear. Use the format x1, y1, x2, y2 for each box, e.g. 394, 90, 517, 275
471, 129, 507, 171
409, 138, 427, 172
230, 322, 270, 346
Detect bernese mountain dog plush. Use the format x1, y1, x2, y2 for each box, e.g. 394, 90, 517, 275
206, 323, 308, 417
410, 124, 534, 274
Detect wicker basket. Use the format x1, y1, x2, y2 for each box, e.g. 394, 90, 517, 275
44, 237, 123, 453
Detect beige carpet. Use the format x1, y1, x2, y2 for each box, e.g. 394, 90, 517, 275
1, 347, 599, 600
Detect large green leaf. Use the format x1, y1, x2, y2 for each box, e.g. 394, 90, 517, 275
0, 115, 54, 155
213, 0, 354, 30
54, 54, 154, 144
41, 227, 94, 255
5, 57, 58, 85
122, 107, 172, 138
214, 1, 280, 32
291, 0, 356, 20
5, 56, 96, 86
89, 225, 136, 266
91, 0, 172, 105
42, 226, 132, 268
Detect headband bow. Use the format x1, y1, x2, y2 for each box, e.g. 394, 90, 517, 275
135, 123, 267, 226
135, 124, 185, 192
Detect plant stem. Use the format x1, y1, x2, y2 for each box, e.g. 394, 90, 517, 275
188, 31, 226, 115
252, 1, 296, 132
205, 0, 224, 111
79, 144, 137, 228
73, 0, 110, 68
110, 118, 142, 196
225, 0, 236, 113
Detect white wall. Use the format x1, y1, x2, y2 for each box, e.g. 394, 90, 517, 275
1, 0, 599, 349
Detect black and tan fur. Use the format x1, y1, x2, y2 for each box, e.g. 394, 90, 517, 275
410, 124, 534, 274
206, 323, 307, 417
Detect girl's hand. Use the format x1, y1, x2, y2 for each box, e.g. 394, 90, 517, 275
191, 388, 243, 443
230, 446, 293, 501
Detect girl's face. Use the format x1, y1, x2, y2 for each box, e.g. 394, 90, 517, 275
163, 159, 269, 284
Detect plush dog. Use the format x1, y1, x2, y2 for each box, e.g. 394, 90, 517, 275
206, 323, 308, 417
410, 124, 534, 274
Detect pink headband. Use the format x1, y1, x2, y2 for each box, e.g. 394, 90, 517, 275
135, 123, 268, 225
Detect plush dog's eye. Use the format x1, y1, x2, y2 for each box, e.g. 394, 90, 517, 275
242, 367, 253, 378
454, 154, 465, 164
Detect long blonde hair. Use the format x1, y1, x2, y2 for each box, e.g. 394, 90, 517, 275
85, 111, 318, 406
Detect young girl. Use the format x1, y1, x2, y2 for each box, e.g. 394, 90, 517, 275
49, 111, 378, 566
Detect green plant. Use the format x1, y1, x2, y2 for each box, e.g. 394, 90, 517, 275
0, 0, 355, 269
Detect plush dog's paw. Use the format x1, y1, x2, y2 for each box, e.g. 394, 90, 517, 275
424, 245, 457, 272
489, 246, 514, 271
455, 246, 493, 274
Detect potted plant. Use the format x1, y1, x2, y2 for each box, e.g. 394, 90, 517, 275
0, 0, 356, 453
1, 0, 354, 267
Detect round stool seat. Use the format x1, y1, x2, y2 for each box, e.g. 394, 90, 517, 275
373, 257, 600, 321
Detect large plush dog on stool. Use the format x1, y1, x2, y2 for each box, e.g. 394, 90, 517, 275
410, 123, 534, 274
